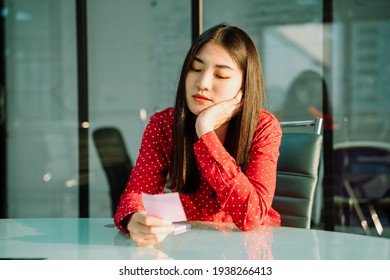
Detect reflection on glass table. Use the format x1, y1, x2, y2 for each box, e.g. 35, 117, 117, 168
1, 218, 390, 260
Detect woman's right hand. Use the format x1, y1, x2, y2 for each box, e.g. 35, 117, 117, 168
126, 211, 175, 246
195, 90, 243, 138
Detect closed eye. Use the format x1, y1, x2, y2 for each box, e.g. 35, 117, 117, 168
216, 74, 229, 79
190, 66, 201, 72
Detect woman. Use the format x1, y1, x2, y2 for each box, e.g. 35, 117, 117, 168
114, 23, 282, 246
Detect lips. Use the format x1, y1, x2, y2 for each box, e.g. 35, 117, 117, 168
193, 93, 211, 103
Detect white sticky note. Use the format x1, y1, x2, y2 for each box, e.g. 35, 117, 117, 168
173, 223, 191, 235
142, 192, 187, 222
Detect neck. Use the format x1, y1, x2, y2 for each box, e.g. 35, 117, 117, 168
215, 122, 229, 144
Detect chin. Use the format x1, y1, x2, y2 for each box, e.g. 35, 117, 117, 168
188, 105, 204, 116
189, 109, 200, 116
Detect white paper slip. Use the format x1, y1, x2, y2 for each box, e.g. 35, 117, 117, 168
172, 223, 191, 235
142, 192, 187, 222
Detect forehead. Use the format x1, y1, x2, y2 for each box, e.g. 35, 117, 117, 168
194, 42, 238, 69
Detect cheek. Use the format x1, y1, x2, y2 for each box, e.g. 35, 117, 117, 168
185, 75, 194, 92
184, 77, 191, 98
217, 82, 240, 100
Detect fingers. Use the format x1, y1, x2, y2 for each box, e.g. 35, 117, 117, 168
215, 90, 243, 114
195, 90, 244, 137
127, 211, 175, 246
231, 90, 243, 115
235, 90, 243, 102
143, 215, 173, 227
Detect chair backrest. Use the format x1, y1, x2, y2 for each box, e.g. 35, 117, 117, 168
273, 118, 323, 229
93, 127, 133, 215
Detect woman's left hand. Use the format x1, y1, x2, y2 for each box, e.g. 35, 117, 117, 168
195, 91, 243, 137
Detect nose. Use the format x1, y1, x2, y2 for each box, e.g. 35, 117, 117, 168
196, 72, 212, 91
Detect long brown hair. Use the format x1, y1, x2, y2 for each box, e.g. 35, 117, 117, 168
168, 23, 264, 193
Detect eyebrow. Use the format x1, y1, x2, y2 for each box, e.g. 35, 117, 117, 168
193, 57, 234, 71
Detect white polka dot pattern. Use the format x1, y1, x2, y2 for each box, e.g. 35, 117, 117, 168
114, 108, 282, 233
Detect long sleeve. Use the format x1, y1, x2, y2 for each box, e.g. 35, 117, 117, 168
114, 109, 173, 233
192, 110, 282, 230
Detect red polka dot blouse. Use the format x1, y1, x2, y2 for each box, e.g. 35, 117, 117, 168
114, 107, 282, 232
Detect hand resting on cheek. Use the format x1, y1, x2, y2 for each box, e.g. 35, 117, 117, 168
195, 90, 243, 138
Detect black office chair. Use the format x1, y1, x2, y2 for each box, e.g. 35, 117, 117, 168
93, 127, 133, 216
273, 118, 323, 229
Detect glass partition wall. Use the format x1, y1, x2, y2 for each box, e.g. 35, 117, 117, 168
2, 0, 191, 218
1, 0, 389, 237
3, 0, 79, 217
